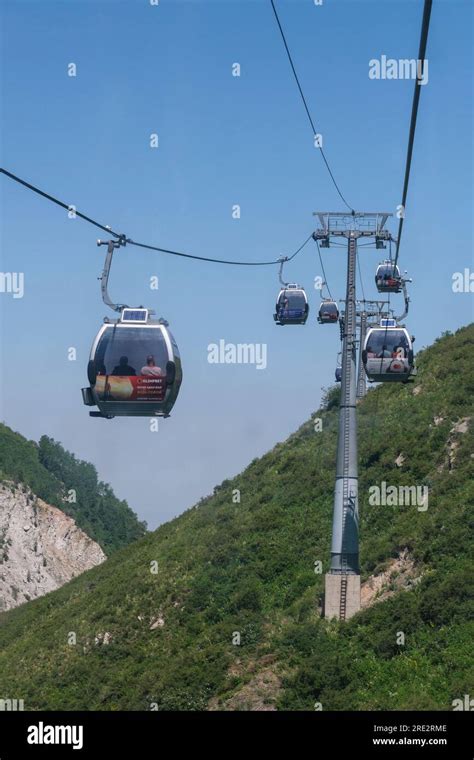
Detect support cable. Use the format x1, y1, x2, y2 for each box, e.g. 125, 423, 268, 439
393, 0, 432, 270
269, 0, 354, 213
0, 168, 312, 267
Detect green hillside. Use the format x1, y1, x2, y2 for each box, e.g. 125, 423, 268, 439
0, 428, 146, 554
0, 325, 472, 710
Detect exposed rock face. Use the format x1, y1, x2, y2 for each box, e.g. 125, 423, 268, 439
394, 453, 405, 468
361, 549, 422, 609
0, 482, 106, 611
149, 614, 165, 630
437, 416, 471, 473
208, 657, 282, 711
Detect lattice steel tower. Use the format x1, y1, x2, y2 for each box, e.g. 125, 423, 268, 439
313, 211, 392, 620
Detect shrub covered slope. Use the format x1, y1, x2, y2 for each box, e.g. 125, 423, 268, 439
0, 325, 472, 710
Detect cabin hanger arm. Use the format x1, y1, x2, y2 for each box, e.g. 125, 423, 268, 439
97, 237, 129, 313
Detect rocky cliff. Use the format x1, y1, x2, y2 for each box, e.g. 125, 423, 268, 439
0, 482, 106, 611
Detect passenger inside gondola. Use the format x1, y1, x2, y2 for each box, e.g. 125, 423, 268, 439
392, 345, 405, 358
366, 330, 412, 372
399, 334, 409, 352
277, 291, 306, 319
112, 356, 137, 376
140, 355, 163, 377
85, 321, 182, 416
364, 325, 414, 383
318, 301, 339, 323
375, 263, 402, 292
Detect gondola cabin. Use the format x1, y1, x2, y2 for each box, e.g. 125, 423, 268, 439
335, 366, 342, 382
375, 261, 402, 293
274, 284, 309, 325
362, 319, 414, 383
82, 308, 182, 418
318, 300, 339, 324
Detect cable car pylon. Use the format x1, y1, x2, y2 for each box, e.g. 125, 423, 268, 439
356, 309, 368, 400
313, 211, 393, 621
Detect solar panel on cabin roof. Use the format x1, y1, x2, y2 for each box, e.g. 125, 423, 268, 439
121, 309, 148, 323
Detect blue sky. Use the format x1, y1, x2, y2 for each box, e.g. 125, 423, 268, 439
0, 0, 472, 529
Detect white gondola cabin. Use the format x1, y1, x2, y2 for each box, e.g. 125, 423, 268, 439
362, 319, 414, 383
318, 299, 339, 324
375, 261, 402, 293
82, 308, 182, 418
274, 284, 309, 325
